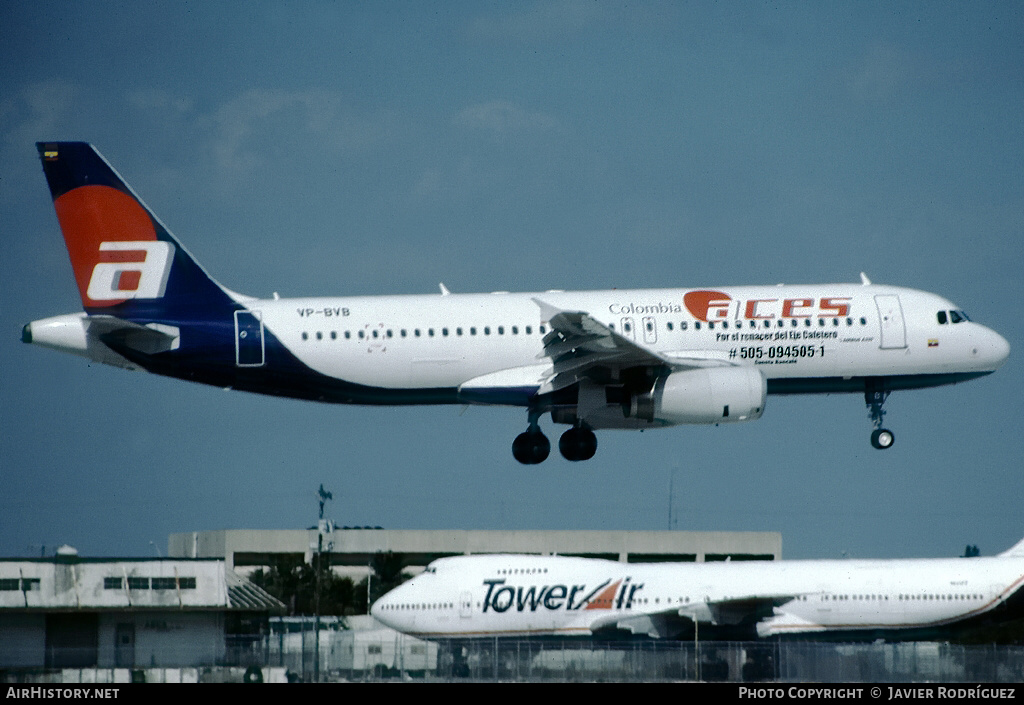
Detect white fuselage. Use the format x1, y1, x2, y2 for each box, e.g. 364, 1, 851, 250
371, 552, 1024, 640
258, 284, 1007, 394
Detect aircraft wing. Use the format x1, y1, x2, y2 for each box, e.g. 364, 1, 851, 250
684, 594, 797, 626
587, 593, 801, 639
533, 299, 731, 394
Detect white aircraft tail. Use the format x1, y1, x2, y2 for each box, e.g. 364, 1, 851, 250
997, 536, 1024, 558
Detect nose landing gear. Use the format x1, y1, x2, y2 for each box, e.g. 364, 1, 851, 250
866, 384, 895, 450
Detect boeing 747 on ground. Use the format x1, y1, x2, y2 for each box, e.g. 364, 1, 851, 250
23, 143, 1009, 463
370, 539, 1024, 642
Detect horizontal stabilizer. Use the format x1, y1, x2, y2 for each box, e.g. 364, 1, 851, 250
22, 313, 179, 367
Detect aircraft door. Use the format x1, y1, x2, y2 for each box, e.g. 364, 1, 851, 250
642, 316, 658, 344
234, 310, 265, 366
459, 591, 472, 619
620, 317, 636, 341
874, 295, 907, 349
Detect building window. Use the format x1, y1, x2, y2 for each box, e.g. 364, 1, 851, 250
104, 577, 123, 590
152, 577, 177, 590
128, 577, 150, 590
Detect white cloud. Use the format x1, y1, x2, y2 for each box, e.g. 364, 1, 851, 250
207, 88, 392, 176
848, 44, 914, 103
467, 0, 603, 43
2, 80, 79, 147
455, 100, 559, 134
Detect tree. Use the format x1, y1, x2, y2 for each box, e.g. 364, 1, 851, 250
249, 555, 363, 616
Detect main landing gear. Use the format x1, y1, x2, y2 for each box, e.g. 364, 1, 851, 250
558, 426, 597, 462
512, 411, 597, 464
866, 384, 895, 450
512, 409, 550, 465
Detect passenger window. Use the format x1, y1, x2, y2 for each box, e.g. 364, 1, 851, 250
526, 326, 532, 334
695, 322, 701, 330
666, 322, 673, 331
680, 321, 688, 330
345, 331, 351, 339
358, 331, 365, 339
512, 326, 518, 334
316, 332, 322, 340
302, 332, 308, 341
540, 325, 546, 334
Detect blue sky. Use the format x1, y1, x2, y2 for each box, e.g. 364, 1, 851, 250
2, 2, 1022, 560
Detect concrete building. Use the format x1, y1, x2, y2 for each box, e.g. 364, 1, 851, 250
168, 529, 782, 576
0, 550, 284, 669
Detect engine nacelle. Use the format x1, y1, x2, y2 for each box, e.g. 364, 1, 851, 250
630, 367, 766, 425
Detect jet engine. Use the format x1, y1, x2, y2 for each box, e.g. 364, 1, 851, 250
628, 367, 766, 425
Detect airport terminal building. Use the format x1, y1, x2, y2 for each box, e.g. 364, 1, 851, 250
168, 528, 782, 576
0, 550, 284, 670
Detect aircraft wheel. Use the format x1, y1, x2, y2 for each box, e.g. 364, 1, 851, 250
513, 431, 550, 464
871, 428, 895, 450
559, 427, 597, 462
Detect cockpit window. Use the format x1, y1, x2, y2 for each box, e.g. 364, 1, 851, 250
940, 310, 971, 324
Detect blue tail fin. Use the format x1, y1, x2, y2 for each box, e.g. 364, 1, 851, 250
37, 142, 237, 322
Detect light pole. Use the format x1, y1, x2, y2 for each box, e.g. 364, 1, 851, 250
314, 484, 333, 682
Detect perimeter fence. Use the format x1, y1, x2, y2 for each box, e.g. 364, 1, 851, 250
6, 635, 1024, 683
263, 634, 1024, 683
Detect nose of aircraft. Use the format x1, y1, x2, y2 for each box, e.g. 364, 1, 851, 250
975, 325, 1011, 370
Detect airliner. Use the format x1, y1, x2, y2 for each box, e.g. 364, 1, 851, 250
23, 142, 1009, 463
370, 538, 1024, 642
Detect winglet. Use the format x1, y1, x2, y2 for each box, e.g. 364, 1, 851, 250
439, 282, 450, 296
860, 272, 872, 286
